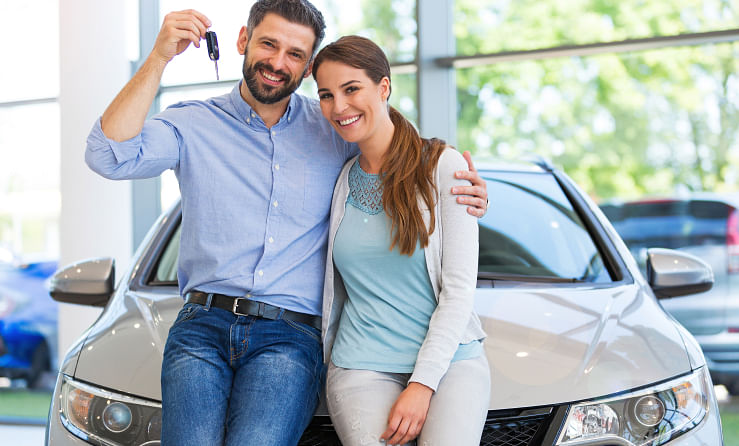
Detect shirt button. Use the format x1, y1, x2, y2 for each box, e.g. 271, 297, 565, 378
273, 201, 278, 207
271, 131, 276, 136
258, 270, 264, 277
268, 237, 274, 243
275, 164, 280, 170
251, 112, 255, 118
246, 294, 252, 298
246, 119, 251, 124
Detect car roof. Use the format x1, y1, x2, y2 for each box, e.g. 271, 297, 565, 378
474, 156, 552, 174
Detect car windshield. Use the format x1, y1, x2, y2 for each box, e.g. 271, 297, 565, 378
479, 171, 611, 283
150, 171, 614, 286
601, 200, 731, 249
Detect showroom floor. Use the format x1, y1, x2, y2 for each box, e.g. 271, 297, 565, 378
1, 424, 45, 445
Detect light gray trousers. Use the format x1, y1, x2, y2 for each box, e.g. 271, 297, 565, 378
326, 354, 490, 446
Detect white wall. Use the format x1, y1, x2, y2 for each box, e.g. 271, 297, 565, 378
58, 0, 133, 358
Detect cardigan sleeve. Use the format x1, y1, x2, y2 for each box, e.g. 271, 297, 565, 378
409, 148, 480, 391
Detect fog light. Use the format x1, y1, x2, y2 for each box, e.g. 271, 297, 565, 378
633, 395, 665, 427
102, 402, 132, 433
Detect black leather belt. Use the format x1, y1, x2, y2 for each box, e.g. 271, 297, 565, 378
184, 291, 321, 330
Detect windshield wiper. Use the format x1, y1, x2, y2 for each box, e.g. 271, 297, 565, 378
477, 272, 583, 283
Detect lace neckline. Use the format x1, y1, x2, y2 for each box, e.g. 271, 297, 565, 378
347, 160, 383, 215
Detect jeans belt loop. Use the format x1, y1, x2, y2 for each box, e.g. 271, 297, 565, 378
257, 301, 265, 317
205, 293, 213, 311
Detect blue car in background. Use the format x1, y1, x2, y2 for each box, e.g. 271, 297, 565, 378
0, 259, 58, 388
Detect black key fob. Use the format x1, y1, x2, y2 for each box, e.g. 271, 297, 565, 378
206, 31, 219, 61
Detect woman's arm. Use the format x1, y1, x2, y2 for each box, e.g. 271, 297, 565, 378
411, 148, 480, 390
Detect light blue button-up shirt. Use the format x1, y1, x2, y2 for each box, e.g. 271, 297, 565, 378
86, 83, 357, 315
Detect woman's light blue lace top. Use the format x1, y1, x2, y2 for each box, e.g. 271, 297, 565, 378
331, 159, 482, 372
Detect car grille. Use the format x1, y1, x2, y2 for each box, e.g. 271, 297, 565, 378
480, 410, 551, 446
297, 417, 341, 445
298, 407, 556, 446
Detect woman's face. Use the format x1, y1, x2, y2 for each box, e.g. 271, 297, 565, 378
315, 60, 390, 146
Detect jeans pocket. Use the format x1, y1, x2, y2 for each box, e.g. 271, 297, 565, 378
282, 318, 321, 343
172, 303, 202, 328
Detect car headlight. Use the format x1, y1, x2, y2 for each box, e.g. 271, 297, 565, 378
557, 367, 711, 445
60, 375, 161, 446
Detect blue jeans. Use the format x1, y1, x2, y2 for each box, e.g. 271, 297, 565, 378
161, 301, 323, 446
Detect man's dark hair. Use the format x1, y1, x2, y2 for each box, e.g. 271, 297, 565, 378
247, 0, 326, 57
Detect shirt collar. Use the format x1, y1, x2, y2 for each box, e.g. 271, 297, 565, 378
230, 81, 297, 129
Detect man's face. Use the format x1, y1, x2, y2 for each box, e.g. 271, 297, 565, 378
238, 13, 316, 105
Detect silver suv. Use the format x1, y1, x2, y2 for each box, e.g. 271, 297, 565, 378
45, 160, 722, 445
602, 194, 739, 395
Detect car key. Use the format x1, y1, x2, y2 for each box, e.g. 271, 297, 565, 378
206, 31, 220, 80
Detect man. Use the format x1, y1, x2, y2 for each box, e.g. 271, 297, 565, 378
85, 1, 488, 444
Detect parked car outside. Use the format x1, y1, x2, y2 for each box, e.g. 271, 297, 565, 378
601, 194, 739, 394
46, 159, 722, 445
0, 257, 58, 389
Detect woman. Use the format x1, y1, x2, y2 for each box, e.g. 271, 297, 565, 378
313, 36, 490, 446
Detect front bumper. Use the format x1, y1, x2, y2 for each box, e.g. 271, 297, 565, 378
46, 370, 724, 446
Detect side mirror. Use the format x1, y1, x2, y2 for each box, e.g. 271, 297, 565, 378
49, 257, 115, 307
646, 248, 713, 299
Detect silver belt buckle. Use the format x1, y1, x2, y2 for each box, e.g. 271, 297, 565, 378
232, 297, 248, 316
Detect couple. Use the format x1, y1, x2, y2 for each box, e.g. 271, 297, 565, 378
86, 0, 489, 445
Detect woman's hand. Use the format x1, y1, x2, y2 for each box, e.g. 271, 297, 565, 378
452, 151, 489, 217
380, 382, 434, 445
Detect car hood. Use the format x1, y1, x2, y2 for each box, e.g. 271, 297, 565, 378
73, 283, 694, 410
477, 283, 693, 408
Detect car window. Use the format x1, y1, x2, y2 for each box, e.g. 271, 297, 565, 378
602, 200, 731, 249
479, 171, 612, 283
149, 223, 180, 286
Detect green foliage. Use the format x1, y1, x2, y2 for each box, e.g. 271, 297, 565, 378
453, 0, 739, 200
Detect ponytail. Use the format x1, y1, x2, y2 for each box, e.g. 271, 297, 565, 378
381, 107, 445, 255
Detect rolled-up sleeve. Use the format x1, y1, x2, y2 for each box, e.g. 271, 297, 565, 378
85, 115, 182, 180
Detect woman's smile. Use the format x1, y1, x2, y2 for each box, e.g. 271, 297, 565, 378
337, 114, 362, 127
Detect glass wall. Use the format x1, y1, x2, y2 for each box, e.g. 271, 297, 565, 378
453, 0, 739, 200
0, 1, 60, 259
456, 43, 739, 199
0, 104, 61, 257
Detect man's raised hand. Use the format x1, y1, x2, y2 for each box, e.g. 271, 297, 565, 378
152, 10, 212, 64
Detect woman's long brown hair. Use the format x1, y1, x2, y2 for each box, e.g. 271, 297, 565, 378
313, 36, 446, 255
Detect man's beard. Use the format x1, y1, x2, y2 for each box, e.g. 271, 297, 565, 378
242, 56, 306, 105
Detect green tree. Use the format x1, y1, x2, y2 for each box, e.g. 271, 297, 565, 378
454, 0, 739, 200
